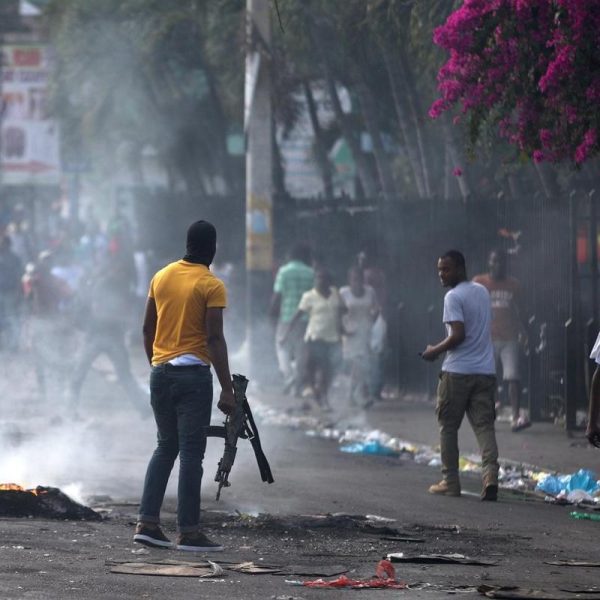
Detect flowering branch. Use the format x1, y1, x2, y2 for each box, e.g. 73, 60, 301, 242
430, 0, 600, 165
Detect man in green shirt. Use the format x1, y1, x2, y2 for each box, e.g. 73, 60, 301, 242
269, 243, 314, 396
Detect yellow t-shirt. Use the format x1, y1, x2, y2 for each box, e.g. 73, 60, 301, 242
149, 260, 227, 366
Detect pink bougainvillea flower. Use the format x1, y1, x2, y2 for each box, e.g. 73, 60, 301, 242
430, 0, 600, 165
575, 128, 597, 164
540, 129, 553, 148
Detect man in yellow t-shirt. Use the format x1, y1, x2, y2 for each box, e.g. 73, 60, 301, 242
134, 220, 236, 553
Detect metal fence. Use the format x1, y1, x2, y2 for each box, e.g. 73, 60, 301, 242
278, 191, 596, 429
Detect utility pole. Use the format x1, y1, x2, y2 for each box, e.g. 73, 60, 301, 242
245, 0, 273, 374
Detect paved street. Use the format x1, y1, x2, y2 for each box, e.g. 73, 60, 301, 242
1, 364, 599, 600
2, 1, 600, 598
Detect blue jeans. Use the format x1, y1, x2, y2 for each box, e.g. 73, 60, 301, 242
138, 364, 213, 533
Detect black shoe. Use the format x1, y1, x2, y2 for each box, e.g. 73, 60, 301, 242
176, 531, 223, 552
481, 484, 498, 502
133, 523, 173, 548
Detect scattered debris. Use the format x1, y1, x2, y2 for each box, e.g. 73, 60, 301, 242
560, 586, 600, 594
220, 560, 348, 577
109, 559, 224, 578
409, 582, 478, 593
340, 440, 399, 456
0, 484, 102, 520
282, 566, 348, 578
478, 584, 600, 599
544, 559, 600, 567
252, 401, 551, 495
388, 552, 498, 566
108, 557, 351, 579
226, 562, 282, 575
286, 559, 406, 590
536, 469, 600, 497
365, 514, 396, 523
415, 523, 461, 534
381, 536, 426, 543
300, 552, 365, 558
569, 511, 600, 522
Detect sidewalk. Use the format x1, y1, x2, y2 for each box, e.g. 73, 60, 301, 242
254, 385, 600, 477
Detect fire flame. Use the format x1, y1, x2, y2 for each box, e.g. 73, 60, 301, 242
0, 483, 46, 496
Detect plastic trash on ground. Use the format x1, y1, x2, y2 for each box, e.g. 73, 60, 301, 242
569, 511, 600, 522
459, 456, 481, 473
340, 440, 399, 456
252, 396, 584, 497
564, 490, 596, 504
414, 449, 440, 465
286, 559, 406, 589
536, 469, 600, 497
498, 465, 534, 490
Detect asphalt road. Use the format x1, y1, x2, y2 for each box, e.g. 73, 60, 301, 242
1, 409, 599, 600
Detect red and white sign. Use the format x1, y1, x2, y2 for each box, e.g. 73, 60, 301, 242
1, 44, 60, 184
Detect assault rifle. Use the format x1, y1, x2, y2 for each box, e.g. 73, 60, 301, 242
206, 374, 274, 500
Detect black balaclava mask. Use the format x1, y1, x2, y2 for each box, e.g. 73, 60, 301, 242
183, 220, 217, 266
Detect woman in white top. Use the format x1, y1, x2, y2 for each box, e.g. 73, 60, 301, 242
339, 266, 379, 406
286, 269, 341, 409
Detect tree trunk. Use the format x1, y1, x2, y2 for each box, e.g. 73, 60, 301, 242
444, 119, 472, 202
444, 143, 451, 200
202, 60, 240, 197
355, 78, 398, 203
303, 80, 334, 198
272, 121, 286, 199
176, 131, 210, 199
381, 48, 426, 198
397, 50, 433, 198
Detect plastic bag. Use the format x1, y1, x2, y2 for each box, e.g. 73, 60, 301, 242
340, 440, 398, 456
536, 469, 600, 496
370, 315, 387, 354
288, 559, 406, 589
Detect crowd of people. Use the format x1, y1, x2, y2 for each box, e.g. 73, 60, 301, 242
0, 202, 150, 416
268, 241, 533, 433
269, 243, 388, 413
0, 195, 536, 436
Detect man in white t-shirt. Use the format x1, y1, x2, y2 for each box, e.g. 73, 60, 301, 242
587, 334, 600, 447
421, 250, 499, 501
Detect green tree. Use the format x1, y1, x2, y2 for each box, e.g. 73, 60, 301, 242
46, 0, 244, 197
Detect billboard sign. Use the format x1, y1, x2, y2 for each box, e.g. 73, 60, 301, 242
1, 44, 60, 185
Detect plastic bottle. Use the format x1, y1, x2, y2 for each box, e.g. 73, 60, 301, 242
569, 511, 600, 521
